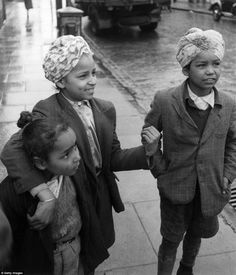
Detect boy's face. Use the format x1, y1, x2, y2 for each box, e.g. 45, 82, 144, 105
43, 127, 81, 176
59, 53, 97, 102
183, 50, 221, 96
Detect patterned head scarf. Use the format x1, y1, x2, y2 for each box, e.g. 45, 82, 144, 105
43, 35, 93, 84
176, 28, 225, 68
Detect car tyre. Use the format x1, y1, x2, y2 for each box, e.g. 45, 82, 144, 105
212, 4, 222, 21
139, 22, 158, 32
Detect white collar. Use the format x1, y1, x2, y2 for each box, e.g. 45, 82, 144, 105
46, 175, 63, 198
61, 92, 90, 107
188, 85, 215, 109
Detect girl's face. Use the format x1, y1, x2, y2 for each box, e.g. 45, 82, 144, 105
184, 51, 221, 96
45, 127, 81, 176
60, 53, 97, 102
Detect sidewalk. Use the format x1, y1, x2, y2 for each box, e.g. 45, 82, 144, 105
0, 1, 236, 275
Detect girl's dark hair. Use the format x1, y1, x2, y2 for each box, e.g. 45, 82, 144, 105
17, 111, 69, 161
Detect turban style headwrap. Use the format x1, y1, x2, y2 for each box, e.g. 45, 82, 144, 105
176, 28, 225, 68
43, 35, 93, 84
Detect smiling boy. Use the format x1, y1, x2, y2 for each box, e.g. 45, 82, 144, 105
143, 28, 236, 275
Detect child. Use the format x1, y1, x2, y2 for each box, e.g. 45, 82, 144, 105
0, 204, 12, 269
1, 35, 159, 273
0, 112, 111, 274
143, 28, 236, 275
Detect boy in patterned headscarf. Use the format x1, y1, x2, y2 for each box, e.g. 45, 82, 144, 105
143, 28, 236, 274
1, 35, 160, 274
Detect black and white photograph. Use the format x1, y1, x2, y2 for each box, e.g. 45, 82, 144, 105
0, 0, 236, 274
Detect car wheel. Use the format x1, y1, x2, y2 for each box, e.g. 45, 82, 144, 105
212, 4, 222, 21
139, 22, 158, 32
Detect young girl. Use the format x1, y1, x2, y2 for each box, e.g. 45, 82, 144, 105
0, 111, 109, 275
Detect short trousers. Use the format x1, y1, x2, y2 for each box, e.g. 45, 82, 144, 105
160, 186, 219, 243
53, 236, 84, 275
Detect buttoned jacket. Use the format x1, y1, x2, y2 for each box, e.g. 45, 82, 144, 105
144, 80, 236, 216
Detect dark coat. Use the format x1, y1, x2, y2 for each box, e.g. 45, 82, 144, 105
144, 80, 236, 217
1, 93, 148, 266
0, 172, 109, 275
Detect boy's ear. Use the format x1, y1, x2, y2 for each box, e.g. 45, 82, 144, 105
56, 79, 66, 89
182, 67, 189, 77
33, 157, 47, 171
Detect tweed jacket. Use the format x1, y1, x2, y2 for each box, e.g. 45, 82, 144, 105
144, 80, 236, 217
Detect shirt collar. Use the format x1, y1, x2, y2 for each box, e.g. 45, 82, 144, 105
61, 92, 90, 108
187, 84, 215, 108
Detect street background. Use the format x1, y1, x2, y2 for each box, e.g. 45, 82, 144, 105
0, 0, 236, 274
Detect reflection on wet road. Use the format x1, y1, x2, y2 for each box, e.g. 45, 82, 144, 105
84, 10, 236, 109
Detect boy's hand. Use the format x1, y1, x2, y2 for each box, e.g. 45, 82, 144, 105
27, 188, 56, 230
223, 177, 231, 189
27, 199, 56, 230
141, 126, 161, 156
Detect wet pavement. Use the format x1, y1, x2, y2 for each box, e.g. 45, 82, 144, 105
0, 0, 57, 178
0, 1, 236, 274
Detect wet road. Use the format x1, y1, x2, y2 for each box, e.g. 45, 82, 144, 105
84, 9, 236, 109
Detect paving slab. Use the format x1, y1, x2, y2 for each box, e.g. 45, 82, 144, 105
25, 79, 54, 93
0, 82, 25, 94
100, 263, 157, 275
0, 105, 26, 122
191, 251, 236, 275
116, 170, 158, 203
96, 203, 157, 272
134, 200, 236, 259
3, 91, 54, 106
118, 134, 144, 148
116, 116, 144, 136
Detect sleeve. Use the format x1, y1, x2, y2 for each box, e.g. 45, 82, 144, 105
0, 102, 48, 194
224, 97, 236, 183
143, 92, 166, 178
0, 130, 45, 194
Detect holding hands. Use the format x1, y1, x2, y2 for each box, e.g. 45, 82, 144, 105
141, 126, 161, 156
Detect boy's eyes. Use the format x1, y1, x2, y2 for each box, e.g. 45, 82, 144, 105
196, 63, 206, 67
196, 62, 220, 68
77, 71, 96, 79
213, 61, 221, 66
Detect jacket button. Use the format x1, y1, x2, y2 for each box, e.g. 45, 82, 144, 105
222, 190, 226, 195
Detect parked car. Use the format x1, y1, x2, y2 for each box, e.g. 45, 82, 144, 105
209, 0, 236, 21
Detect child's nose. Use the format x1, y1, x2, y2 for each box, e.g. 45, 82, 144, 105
73, 147, 81, 163
206, 65, 214, 74
89, 75, 96, 85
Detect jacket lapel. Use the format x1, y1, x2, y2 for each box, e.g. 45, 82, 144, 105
90, 98, 113, 167
172, 81, 198, 130
201, 88, 223, 143
56, 93, 97, 179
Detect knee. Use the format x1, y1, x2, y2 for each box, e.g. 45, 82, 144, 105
159, 238, 180, 258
